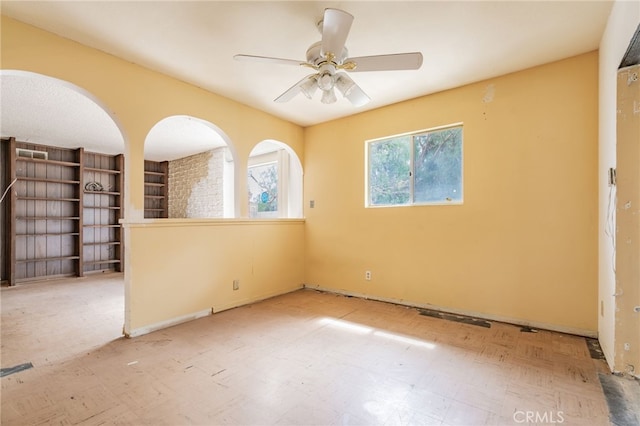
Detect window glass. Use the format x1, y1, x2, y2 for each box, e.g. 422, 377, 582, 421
413, 127, 463, 203
367, 125, 463, 207
248, 161, 278, 217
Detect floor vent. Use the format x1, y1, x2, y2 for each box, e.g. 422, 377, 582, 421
418, 308, 492, 328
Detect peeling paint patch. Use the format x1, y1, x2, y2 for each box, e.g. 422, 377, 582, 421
482, 83, 495, 103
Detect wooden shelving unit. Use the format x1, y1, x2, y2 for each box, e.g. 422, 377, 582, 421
11, 141, 83, 283
83, 152, 124, 274
144, 160, 168, 218
1, 139, 126, 285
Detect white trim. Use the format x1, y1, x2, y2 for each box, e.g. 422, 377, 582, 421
125, 308, 212, 338
212, 285, 304, 313
303, 284, 598, 338
123, 285, 304, 338
121, 218, 305, 227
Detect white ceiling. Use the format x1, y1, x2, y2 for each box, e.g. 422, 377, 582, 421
0, 1, 613, 160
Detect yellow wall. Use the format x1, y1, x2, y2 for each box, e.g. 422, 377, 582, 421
125, 220, 305, 334
304, 52, 599, 334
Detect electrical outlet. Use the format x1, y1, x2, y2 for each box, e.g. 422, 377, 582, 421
233, 279, 239, 291
365, 270, 372, 281
624, 343, 631, 351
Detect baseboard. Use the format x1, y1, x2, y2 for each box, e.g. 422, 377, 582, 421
212, 285, 304, 313
125, 308, 212, 338
125, 285, 304, 338
304, 284, 598, 338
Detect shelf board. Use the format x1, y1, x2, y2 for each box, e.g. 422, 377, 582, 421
144, 170, 165, 176
17, 196, 80, 202
144, 182, 165, 187
83, 241, 121, 246
144, 209, 166, 212
16, 157, 80, 167
16, 256, 80, 263
83, 259, 121, 265
83, 224, 121, 228
17, 176, 80, 185
16, 232, 80, 237
16, 216, 80, 220
84, 167, 121, 174
84, 191, 120, 195
144, 195, 165, 199
83, 205, 121, 210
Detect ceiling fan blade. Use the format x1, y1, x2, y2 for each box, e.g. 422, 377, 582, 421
234, 54, 304, 67
335, 73, 370, 107
274, 74, 317, 103
345, 52, 423, 72
321, 8, 354, 58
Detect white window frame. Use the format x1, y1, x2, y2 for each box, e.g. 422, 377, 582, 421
248, 150, 288, 218
365, 123, 464, 208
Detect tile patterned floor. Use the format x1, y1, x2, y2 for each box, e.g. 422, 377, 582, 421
1, 275, 612, 425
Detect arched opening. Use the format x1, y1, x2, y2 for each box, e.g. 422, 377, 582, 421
144, 115, 237, 218
1, 70, 127, 282
248, 140, 303, 218
0, 70, 127, 365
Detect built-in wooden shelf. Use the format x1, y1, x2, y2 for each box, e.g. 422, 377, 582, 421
17, 176, 80, 185
16, 157, 80, 167
84, 191, 120, 196
83, 206, 121, 210
3, 139, 126, 284
16, 256, 80, 263
83, 259, 121, 265
144, 160, 168, 219
84, 167, 120, 174
17, 196, 80, 202
82, 152, 124, 274
16, 216, 80, 220
16, 232, 80, 237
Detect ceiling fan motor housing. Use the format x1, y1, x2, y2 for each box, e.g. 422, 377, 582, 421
306, 41, 348, 68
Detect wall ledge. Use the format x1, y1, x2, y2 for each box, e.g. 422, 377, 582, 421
304, 284, 598, 339
121, 218, 305, 228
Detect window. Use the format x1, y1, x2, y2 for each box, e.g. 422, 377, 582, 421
248, 158, 279, 218
248, 141, 304, 219
367, 124, 463, 207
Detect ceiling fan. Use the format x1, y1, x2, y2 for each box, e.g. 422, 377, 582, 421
234, 8, 423, 107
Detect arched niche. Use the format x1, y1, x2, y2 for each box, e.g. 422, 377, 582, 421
144, 115, 237, 218
248, 140, 303, 218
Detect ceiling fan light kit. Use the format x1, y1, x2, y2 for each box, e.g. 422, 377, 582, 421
234, 8, 423, 107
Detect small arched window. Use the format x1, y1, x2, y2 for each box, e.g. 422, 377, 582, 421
248, 140, 303, 218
